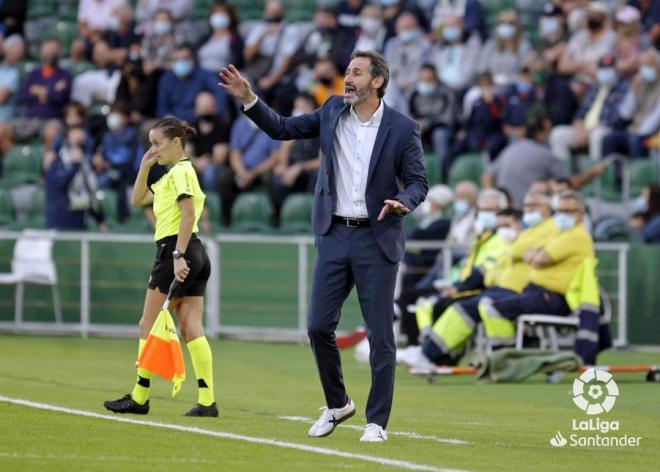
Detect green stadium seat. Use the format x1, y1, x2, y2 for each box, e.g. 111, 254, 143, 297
97, 189, 119, 226
25, 187, 46, 229
231, 0, 266, 20
204, 192, 223, 228
1, 145, 43, 188
27, 0, 57, 19
0, 189, 15, 227
47, 21, 79, 56
67, 61, 96, 77
58, 0, 80, 21
448, 153, 483, 187
280, 193, 313, 234
630, 159, 659, 196
193, 0, 215, 19
286, 0, 317, 22
424, 154, 442, 186
231, 192, 273, 233
17, 61, 39, 86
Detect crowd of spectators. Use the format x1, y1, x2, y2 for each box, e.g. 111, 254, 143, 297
0, 0, 659, 238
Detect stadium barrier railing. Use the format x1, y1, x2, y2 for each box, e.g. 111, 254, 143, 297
0, 231, 629, 347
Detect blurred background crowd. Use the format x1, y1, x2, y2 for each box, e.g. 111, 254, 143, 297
0, 0, 659, 243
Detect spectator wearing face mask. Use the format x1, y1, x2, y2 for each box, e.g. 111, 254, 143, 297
550, 54, 630, 161
308, 58, 344, 110
502, 66, 537, 139
602, 49, 660, 160
430, 0, 487, 41
379, 0, 429, 44
353, 4, 387, 53
197, 3, 244, 73
45, 126, 106, 230
141, 9, 185, 75
383, 12, 430, 115
409, 64, 457, 178
104, 3, 141, 55
447, 180, 479, 246
612, 5, 644, 79
157, 44, 232, 125
476, 10, 532, 86
187, 92, 232, 194
92, 102, 140, 222
558, 1, 617, 85
0, 34, 25, 122
630, 184, 660, 243
401, 184, 453, 289
429, 15, 482, 93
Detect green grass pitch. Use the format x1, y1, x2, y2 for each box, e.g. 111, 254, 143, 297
0, 335, 658, 471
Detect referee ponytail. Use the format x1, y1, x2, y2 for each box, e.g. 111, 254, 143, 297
153, 117, 197, 148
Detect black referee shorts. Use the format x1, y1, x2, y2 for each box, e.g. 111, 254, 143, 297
148, 234, 211, 297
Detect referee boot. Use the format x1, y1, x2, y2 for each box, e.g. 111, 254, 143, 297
104, 394, 149, 415
184, 402, 219, 417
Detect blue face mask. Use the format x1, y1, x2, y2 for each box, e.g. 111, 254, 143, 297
632, 195, 648, 213
522, 211, 543, 228
153, 20, 172, 36
443, 26, 462, 42
476, 211, 498, 230
210, 13, 230, 30
453, 199, 470, 216
416, 81, 436, 96
172, 60, 193, 78
108, 16, 121, 32
540, 17, 560, 37
640, 65, 658, 83
596, 67, 617, 86
496, 23, 516, 40
516, 81, 533, 94
398, 29, 419, 43
554, 212, 577, 231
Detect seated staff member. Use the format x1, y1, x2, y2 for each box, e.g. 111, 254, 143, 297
478, 190, 595, 346
104, 118, 217, 417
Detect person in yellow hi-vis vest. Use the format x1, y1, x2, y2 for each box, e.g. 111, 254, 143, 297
104, 118, 218, 417
395, 189, 509, 346
400, 191, 559, 368
478, 190, 594, 348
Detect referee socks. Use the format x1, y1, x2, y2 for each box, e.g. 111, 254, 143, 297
131, 338, 153, 405
187, 336, 215, 407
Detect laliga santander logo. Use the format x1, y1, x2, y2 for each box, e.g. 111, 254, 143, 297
572, 368, 619, 415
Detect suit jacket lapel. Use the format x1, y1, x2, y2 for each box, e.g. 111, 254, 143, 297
367, 104, 392, 186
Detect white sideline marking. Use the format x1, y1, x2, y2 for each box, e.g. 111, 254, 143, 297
279, 416, 471, 445
0, 396, 468, 472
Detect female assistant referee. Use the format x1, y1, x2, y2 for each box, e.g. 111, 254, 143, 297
104, 117, 217, 417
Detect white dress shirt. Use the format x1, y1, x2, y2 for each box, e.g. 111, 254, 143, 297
244, 97, 384, 218
333, 100, 383, 218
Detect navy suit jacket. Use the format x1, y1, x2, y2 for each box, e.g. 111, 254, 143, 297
244, 96, 428, 263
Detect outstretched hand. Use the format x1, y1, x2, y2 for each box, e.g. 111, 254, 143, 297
377, 199, 410, 221
219, 65, 256, 104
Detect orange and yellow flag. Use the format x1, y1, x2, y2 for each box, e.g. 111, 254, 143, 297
138, 308, 185, 397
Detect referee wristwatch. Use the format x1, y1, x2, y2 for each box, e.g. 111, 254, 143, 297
172, 250, 185, 259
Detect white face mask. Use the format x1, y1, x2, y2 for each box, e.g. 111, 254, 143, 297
210, 13, 230, 30
453, 199, 470, 216
360, 17, 382, 35
496, 226, 518, 243
496, 23, 516, 40
106, 113, 124, 131
474, 211, 497, 233
554, 212, 577, 231
522, 211, 543, 228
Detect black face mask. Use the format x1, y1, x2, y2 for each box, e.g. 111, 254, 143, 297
319, 77, 334, 87
198, 114, 215, 124
587, 17, 603, 31
266, 15, 283, 23
43, 55, 59, 66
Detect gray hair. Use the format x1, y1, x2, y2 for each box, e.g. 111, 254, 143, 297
524, 190, 551, 208
558, 190, 585, 212
350, 50, 389, 98
478, 188, 508, 210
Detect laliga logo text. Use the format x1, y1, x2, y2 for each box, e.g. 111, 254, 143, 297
549, 368, 641, 448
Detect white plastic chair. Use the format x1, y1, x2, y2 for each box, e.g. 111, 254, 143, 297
0, 229, 62, 325
514, 286, 612, 351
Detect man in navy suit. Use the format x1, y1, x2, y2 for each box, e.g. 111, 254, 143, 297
220, 50, 428, 442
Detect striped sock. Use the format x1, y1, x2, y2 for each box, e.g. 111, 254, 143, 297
131, 338, 153, 405
187, 336, 215, 406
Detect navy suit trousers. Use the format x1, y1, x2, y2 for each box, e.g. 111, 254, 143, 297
308, 222, 398, 428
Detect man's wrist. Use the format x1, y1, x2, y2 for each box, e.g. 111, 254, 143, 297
242, 92, 258, 109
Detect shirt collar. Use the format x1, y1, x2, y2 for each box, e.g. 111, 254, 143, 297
349, 99, 384, 127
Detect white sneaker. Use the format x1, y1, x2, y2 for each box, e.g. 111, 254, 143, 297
398, 346, 436, 372
396, 345, 419, 364
360, 423, 388, 442
307, 398, 356, 438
